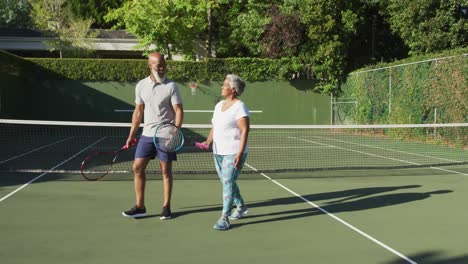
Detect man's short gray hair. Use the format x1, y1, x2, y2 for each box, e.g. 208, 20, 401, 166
226, 74, 246, 96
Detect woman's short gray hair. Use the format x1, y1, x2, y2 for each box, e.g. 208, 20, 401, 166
226, 74, 246, 96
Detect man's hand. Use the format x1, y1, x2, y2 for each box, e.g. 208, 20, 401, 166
125, 137, 137, 149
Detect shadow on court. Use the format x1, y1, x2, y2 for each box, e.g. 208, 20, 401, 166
141, 185, 452, 226
234, 189, 452, 228
386, 251, 468, 264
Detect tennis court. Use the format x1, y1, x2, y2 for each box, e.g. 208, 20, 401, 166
1, 120, 468, 264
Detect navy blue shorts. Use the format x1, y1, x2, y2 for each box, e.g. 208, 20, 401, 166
134, 136, 177, 163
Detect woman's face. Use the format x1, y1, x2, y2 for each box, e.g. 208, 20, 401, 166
221, 78, 233, 97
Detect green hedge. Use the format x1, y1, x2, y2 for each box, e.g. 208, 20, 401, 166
340, 50, 468, 125
24, 56, 305, 82
339, 49, 467, 147
0, 49, 34, 77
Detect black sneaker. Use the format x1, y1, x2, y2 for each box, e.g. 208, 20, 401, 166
122, 206, 147, 218
160, 206, 172, 220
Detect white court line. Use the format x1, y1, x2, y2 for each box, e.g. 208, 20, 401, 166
0, 137, 74, 164
310, 136, 468, 176
244, 163, 418, 264
184, 110, 263, 113
428, 166, 468, 175
114, 109, 263, 113
7, 169, 132, 174
287, 136, 331, 147
292, 137, 422, 166
0, 137, 107, 203
314, 135, 462, 164
249, 145, 335, 149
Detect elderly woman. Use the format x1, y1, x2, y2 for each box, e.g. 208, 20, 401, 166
202, 74, 250, 230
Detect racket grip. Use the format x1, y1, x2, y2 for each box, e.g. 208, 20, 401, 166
123, 138, 138, 149
195, 142, 209, 150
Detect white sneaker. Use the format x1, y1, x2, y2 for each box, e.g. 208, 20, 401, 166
229, 206, 248, 220
213, 217, 230, 230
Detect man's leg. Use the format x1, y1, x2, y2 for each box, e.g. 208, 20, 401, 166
159, 161, 173, 208
158, 160, 173, 220
133, 158, 151, 208
122, 136, 155, 218
122, 157, 151, 218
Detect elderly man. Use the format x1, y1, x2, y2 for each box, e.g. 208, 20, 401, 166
122, 52, 184, 220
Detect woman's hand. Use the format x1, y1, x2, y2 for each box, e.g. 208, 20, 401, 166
234, 153, 242, 169
195, 141, 209, 150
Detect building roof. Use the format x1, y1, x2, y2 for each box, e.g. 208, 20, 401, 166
0, 28, 141, 51
0, 28, 43, 37
0, 28, 136, 39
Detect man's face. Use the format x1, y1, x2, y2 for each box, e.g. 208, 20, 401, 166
148, 56, 166, 81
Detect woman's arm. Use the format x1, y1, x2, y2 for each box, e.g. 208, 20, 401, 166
203, 128, 214, 146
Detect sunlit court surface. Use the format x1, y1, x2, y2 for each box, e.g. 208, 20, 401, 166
1, 120, 468, 264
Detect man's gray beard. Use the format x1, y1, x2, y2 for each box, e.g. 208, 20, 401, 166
152, 71, 166, 83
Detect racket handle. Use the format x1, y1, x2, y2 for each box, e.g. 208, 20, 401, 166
195, 142, 209, 150
123, 138, 138, 150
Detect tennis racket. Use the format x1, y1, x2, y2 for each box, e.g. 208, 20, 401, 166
153, 123, 185, 153
80, 138, 137, 181
153, 123, 210, 153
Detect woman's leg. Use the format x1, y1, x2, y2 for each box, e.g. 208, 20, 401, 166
231, 153, 248, 207
214, 154, 247, 217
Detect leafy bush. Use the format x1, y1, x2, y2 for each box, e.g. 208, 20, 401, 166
25, 57, 306, 82
339, 50, 467, 146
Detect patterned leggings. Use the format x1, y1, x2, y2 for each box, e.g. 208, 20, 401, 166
214, 153, 248, 217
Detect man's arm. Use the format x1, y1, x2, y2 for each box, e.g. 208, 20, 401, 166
126, 104, 144, 147
173, 103, 184, 128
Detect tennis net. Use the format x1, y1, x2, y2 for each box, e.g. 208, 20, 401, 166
1, 119, 467, 177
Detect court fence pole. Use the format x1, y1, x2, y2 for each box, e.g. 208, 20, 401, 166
388, 68, 392, 115
330, 92, 333, 125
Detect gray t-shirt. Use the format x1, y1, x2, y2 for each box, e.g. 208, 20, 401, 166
135, 76, 183, 137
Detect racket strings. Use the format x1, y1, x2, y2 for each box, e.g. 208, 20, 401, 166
81, 152, 115, 179
158, 131, 184, 152
155, 125, 185, 152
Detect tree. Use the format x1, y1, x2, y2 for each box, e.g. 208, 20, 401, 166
67, 0, 129, 29
0, 0, 32, 28
283, 0, 362, 92
386, 0, 468, 54
261, 4, 306, 58
212, 0, 274, 57
105, 0, 207, 59
228, 1, 273, 57
205, 0, 215, 58
29, 0, 96, 58
347, 0, 409, 69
